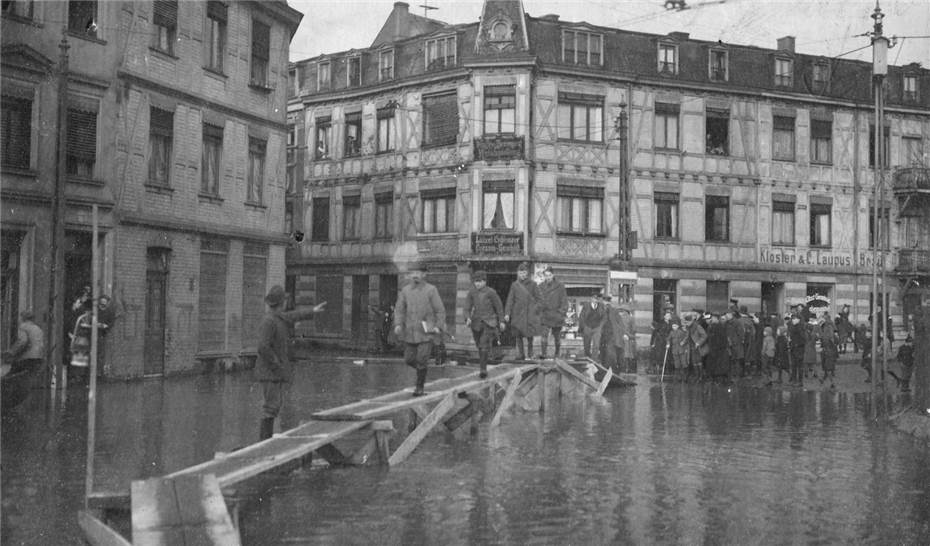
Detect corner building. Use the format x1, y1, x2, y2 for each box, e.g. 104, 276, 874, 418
287, 1, 930, 352
2, 1, 303, 377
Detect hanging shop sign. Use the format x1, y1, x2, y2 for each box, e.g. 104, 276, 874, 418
758, 247, 887, 269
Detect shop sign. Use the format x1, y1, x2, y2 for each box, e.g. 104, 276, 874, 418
472, 232, 523, 254
759, 247, 887, 269
474, 135, 524, 162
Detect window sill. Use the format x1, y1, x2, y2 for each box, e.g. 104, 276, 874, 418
144, 183, 174, 194
248, 82, 274, 93
557, 232, 606, 238
344, 152, 361, 159
0, 166, 37, 177
67, 176, 105, 187
198, 193, 224, 204
245, 201, 266, 210
654, 147, 681, 153
203, 66, 227, 79
810, 160, 833, 166
421, 142, 457, 150
418, 232, 458, 238
810, 245, 832, 250
558, 139, 605, 145
373, 236, 393, 241
705, 151, 729, 157
772, 242, 796, 247
2, 13, 41, 27
148, 47, 178, 61
654, 236, 680, 242
773, 157, 796, 163
66, 30, 107, 45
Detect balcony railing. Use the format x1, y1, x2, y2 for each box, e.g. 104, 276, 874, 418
897, 249, 930, 273
893, 167, 930, 193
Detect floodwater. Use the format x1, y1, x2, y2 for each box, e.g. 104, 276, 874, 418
3, 360, 930, 545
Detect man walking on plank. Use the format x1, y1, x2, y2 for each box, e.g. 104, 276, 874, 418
394, 262, 447, 396
256, 285, 326, 441
504, 261, 540, 360
464, 270, 505, 378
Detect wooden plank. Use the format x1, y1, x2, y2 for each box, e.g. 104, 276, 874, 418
78, 511, 132, 546
388, 394, 456, 466
443, 396, 482, 432
554, 358, 600, 391
491, 369, 523, 426
595, 363, 613, 396
132, 475, 239, 546
87, 491, 131, 512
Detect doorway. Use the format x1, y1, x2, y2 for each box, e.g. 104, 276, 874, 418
653, 279, 677, 322
144, 248, 170, 376
1, 232, 24, 352
761, 282, 784, 318
351, 275, 370, 349
486, 273, 514, 346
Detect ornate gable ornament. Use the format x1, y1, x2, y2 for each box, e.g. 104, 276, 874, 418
476, 0, 529, 56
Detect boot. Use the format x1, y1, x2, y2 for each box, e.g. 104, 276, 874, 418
259, 417, 275, 441
539, 338, 548, 359
554, 341, 561, 359
412, 368, 428, 396
479, 350, 488, 379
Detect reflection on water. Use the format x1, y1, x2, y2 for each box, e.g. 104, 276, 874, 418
3, 363, 930, 545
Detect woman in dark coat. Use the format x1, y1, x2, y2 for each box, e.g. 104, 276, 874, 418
705, 315, 731, 383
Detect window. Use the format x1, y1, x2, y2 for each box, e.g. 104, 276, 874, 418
658, 43, 677, 74
483, 85, 515, 135
810, 119, 832, 164
347, 56, 361, 87
771, 200, 795, 245
198, 238, 228, 352
422, 92, 458, 148
557, 186, 603, 235
813, 62, 829, 86
869, 125, 890, 168
904, 75, 918, 102
810, 202, 831, 247
201, 123, 222, 195
247, 137, 265, 204
3, 1, 34, 19
311, 197, 330, 241
241, 243, 268, 349
772, 115, 795, 161
68, 1, 97, 37
67, 106, 97, 178
250, 20, 270, 87
421, 188, 456, 233
315, 117, 331, 159
709, 49, 728, 81
374, 192, 393, 238
706, 280, 730, 314
318, 61, 331, 90
286, 123, 296, 147
205, 1, 226, 72
344, 112, 361, 157
654, 103, 679, 150
379, 49, 394, 81
903, 136, 923, 166
705, 195, 729, 242
482, 180, 513, 230
557, 93, 603, 143
148, 108, 173, 187
152, 1, 177, 54
342, 195, 360, 240
425, 35, 456, 70
377, 107, 395, 153
1, 95, 31, 169
562, 30, 603, 65
654, 192, 679, 239
775, 58, 793, 87
869, 206, 890, 250
705, 108, 728, 155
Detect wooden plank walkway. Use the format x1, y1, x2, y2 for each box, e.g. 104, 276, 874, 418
131, 474, 240, 546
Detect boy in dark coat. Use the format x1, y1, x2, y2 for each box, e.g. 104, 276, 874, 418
504, 262, 540, 360
464, 270, 505, 378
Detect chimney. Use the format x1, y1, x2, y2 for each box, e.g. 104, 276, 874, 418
393, 2, 409, 41
669, 31, 689, 40
777, 36, 795, 53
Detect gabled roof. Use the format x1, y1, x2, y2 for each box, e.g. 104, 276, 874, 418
371, 2, 448, 48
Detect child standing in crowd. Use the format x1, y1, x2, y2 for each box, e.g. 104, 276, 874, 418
668, 318, 689, 381
761, 326, 775, 381
896, 336, 915, 392
773, 326, 790, 385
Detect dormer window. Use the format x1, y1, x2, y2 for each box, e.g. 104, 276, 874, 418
812, 61, 830, 86
562, 30, 603, 66
658, 43, 678, 75
425, 35, 456, 70
904, 74, 919, 103
347, 56, 361, 87
318, 61, 331, 90
379, 49, 394, 81
709, 49, 727, 82
775, 57, 793, 87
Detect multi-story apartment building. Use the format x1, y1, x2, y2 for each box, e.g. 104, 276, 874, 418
287, 0, 929, 352
2, 1, 303, 377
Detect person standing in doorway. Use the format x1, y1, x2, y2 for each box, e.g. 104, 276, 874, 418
394, 263, 446, 397
255, 285, 327, 441
537, 267, 568, 359
578, 291, 608, 362
95, 295, 117, 374
464, 270, 505, 378
504, 262, 540, 361
2, 310, 45, 390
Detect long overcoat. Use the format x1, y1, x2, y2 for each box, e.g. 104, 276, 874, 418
686, 320, 708, 365
394, 280, 446, 345
505, 278, 541, 337
256, 308, 318, 382
537, 279, 568, 328
706, 322, 730, 377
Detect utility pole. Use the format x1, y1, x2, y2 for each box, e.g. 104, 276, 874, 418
611, 106, 630, 264
47, 29, 69, 394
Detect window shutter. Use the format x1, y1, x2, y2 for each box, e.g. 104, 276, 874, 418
252, 21, 270, 61
424, 92, 457, 146
67, 109, 97, 160
153, 0, 177, 27
150, 108, 173, 136
2, 96, 31, 168
207, 1, 227, 21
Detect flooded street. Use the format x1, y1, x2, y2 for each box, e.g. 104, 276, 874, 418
3, 360, 930, 545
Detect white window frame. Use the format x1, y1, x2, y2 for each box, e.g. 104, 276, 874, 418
424, 35, 456, 70
904, 75, 918, 102
658, 43, 678, 74
708, 49, 728, 81
317, 61, 331, 90
561, 29, 604, 66
775, 57, 793, 87
379, 49, 394, 81
346, 55, 361, 87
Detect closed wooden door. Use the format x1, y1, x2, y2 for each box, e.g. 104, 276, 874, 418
144, 249, 169, 375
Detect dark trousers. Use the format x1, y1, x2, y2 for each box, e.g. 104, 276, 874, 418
582, 326, 603, 361
472, 324, 498, 371
539, 326, 562, 357
404, 342, 432, 389
513, 333, 533, 359
261, 380, 290, 420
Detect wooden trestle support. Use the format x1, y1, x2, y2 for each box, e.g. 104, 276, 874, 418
79, 359, 633, 545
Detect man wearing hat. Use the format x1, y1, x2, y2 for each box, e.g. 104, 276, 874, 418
578, 291, 608, 362
394, 262, 446, 396
256, 285, 327, 441
464, 270, 505, 378
504, 262, 540, 360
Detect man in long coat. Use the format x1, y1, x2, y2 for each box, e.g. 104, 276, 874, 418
537, 266, 568, 359
603, 304, 636, 373
684, 313, 708, 381
650, 311, 672, 374
394, 263, 446, 396
578, 291, 608, 361
464, 270, 505, 378
504, 262, 540, 360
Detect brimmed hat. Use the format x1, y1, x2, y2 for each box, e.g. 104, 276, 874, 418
472, 270, 487, 282
265, 285, 286, 307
